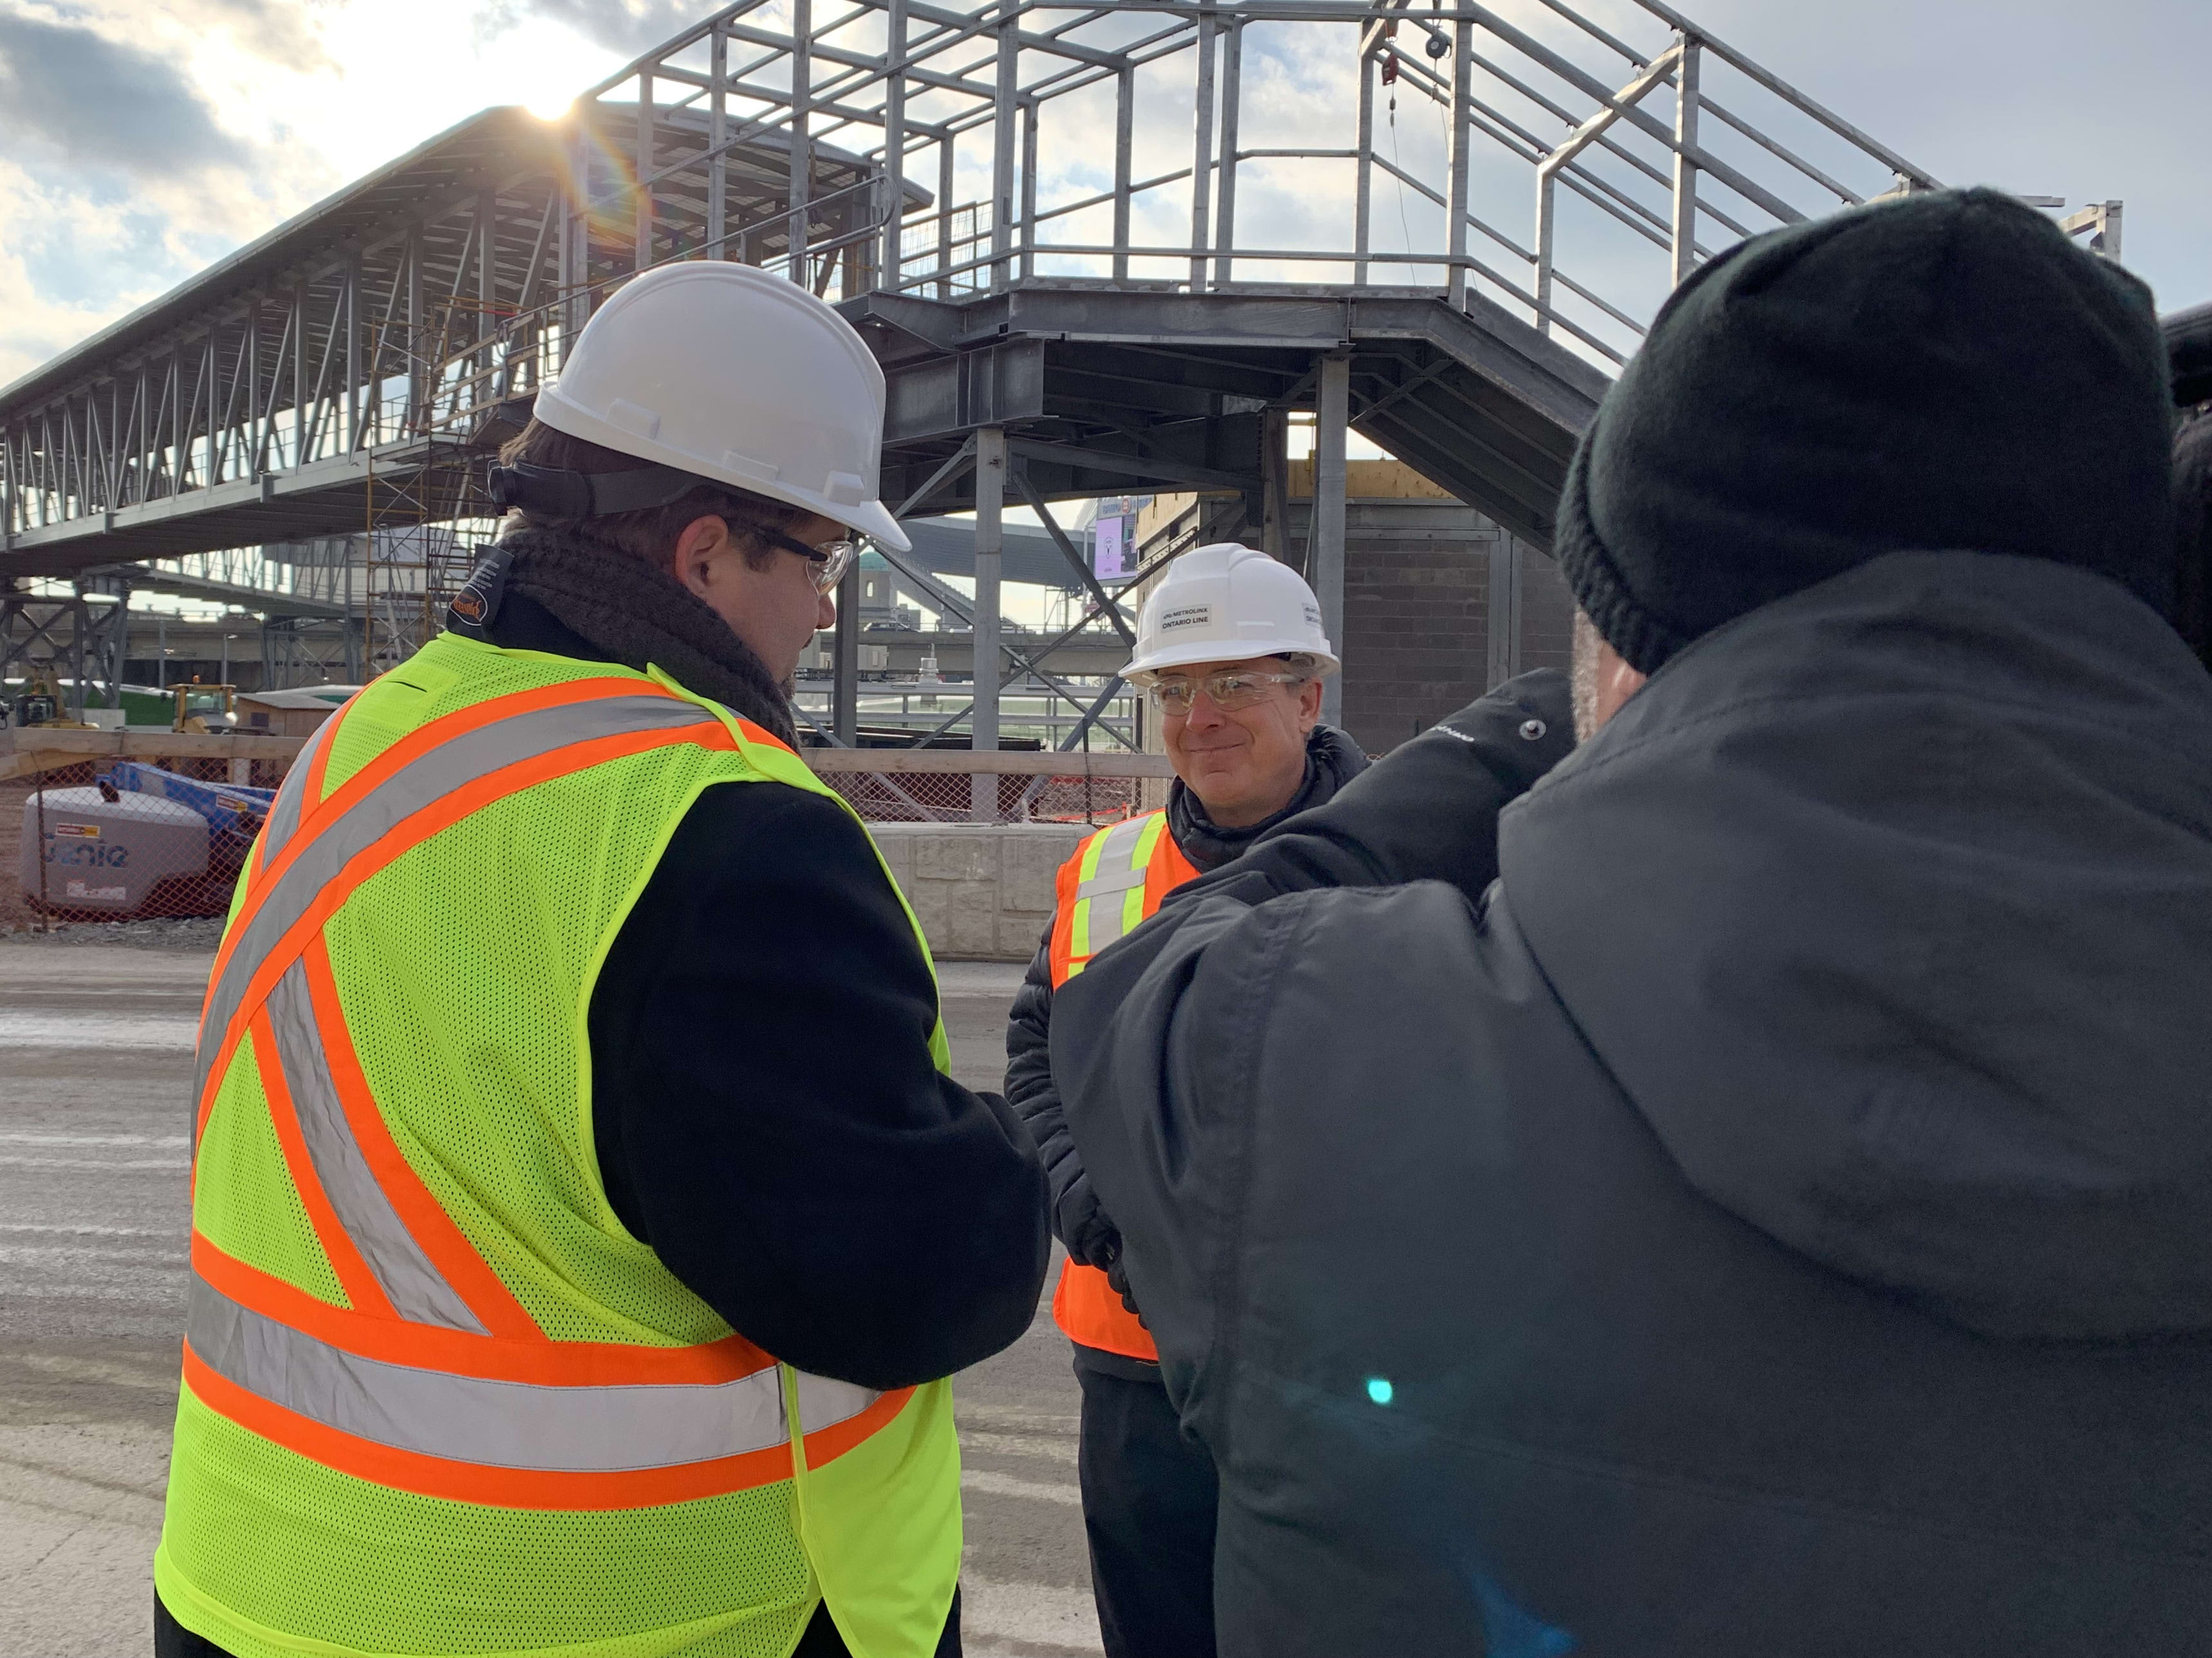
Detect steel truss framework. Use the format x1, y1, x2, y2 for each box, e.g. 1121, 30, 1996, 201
1, 588, 131, 717
1, 0, 1941, 756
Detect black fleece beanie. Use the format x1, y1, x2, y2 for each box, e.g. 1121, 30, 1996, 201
1556, 187, 2178, 674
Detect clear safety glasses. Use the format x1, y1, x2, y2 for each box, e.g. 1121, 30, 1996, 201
1144, 669, 1307, 715
762, 531, 859, 595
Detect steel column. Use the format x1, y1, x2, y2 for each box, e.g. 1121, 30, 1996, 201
833, 557, 859, 743
789, 0, 812, 284
971, 424, 1006, 819
1019, 99, 1038, 282
289, 285, 307, 468
1112, 68, 1134, 285
478, 191, 498, 406
407, 232, 425, 428
1354, 46, 1375, 286
1261, 406, 1289, 560
562, 127, 587, 327
877, 0, 906, 288
709, 27, 729, 258
937, 131, 956, 298
1671, 34, 1701, 287
1446, 15, 1474, 308
1485, 533, 1522, 689
345, 253, 363, 452
1213, 17, 1242, 288
991, 0, 1018, 291
1188, 12, 1218, 289
1312, 352, 1349, 728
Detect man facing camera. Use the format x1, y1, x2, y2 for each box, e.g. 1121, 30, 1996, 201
1005, 545, 1378, 1658
1051, 188, 2212, 1655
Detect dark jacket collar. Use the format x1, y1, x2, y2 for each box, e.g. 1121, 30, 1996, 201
448, 525, 798, 745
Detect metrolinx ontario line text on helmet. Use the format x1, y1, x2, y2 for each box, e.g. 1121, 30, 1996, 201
1122, 543, 1340, 681
492, 262, 914, 552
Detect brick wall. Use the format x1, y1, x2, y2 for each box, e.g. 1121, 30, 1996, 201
1518, 547, 1578, 679
1286, 493, 1584, 754
1339, 516, 1495, 753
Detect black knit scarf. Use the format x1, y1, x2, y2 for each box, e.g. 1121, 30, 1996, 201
494, 524, 798, 747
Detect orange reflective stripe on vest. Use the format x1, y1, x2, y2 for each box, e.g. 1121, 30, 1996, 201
1046, 811, 1200, 1360
187, 680, 904, 1509
195, 677, 730, 1149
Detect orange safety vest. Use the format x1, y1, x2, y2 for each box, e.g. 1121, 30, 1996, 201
1045, 810, 1200, 1361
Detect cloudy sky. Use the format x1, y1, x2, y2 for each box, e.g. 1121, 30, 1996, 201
0, 0, 2205, 391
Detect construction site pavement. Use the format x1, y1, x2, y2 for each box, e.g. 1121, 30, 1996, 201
1, 943, 1101, 1658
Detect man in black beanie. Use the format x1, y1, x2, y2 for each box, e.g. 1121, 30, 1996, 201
1046, 187, 2212, 1655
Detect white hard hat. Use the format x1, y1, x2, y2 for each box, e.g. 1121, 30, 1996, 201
1122, 543, 1339, 679
533, 262, 912, 552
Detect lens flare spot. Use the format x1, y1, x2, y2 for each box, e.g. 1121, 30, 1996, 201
1366, 1376, 1394, 1406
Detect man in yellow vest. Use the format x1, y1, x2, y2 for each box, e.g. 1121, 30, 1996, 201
1003, 544, 1366, 1657
153, 262, 1048, 1658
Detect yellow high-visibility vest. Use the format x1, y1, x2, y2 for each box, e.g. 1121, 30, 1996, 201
155, 632, 962, 1658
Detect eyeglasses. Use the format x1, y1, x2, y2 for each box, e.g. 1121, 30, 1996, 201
1144, 670, 1307, 715
762, 531, 858, 595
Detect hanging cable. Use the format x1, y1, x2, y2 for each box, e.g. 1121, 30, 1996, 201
1382, 52, 1417, 277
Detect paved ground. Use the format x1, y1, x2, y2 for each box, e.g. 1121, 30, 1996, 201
0, 943, 1099, 1658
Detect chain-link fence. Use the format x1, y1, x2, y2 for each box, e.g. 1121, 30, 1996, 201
7, 756, 285, 931
5, 730, 1171, 935
815, 767, 1155, 826
808, 754, 1171, 828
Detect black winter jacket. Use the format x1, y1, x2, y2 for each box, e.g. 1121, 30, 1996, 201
471, 592, 1048, 1391
1053, 552, 2212, 1656
1002, 726, 1367, 1374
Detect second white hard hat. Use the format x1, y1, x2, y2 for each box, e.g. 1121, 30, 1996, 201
1123, 543, 1339, 679
534, 262, 912, 552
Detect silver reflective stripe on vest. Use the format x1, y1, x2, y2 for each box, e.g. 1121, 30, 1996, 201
257, 706, 342, 870
188, 1271, 881, 1473
264, 959, 488, 1335
1076, 866, 1149, 898
1073, 815, 1155, 955
196, 694, 721, 1112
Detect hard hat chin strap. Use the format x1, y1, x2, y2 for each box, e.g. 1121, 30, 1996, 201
487, 460, 721, 521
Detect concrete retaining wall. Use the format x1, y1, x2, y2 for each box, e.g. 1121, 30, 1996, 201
870, 821, 1090, 962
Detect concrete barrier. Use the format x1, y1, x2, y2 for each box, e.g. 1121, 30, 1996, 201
870, 821, 1092, 962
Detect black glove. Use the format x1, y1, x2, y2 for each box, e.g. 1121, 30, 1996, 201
1054, 1171, 1123, 1269
1101, 1241, 1146, 1326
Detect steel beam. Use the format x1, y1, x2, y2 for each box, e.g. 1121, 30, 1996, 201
1010, 466, 1135, 645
